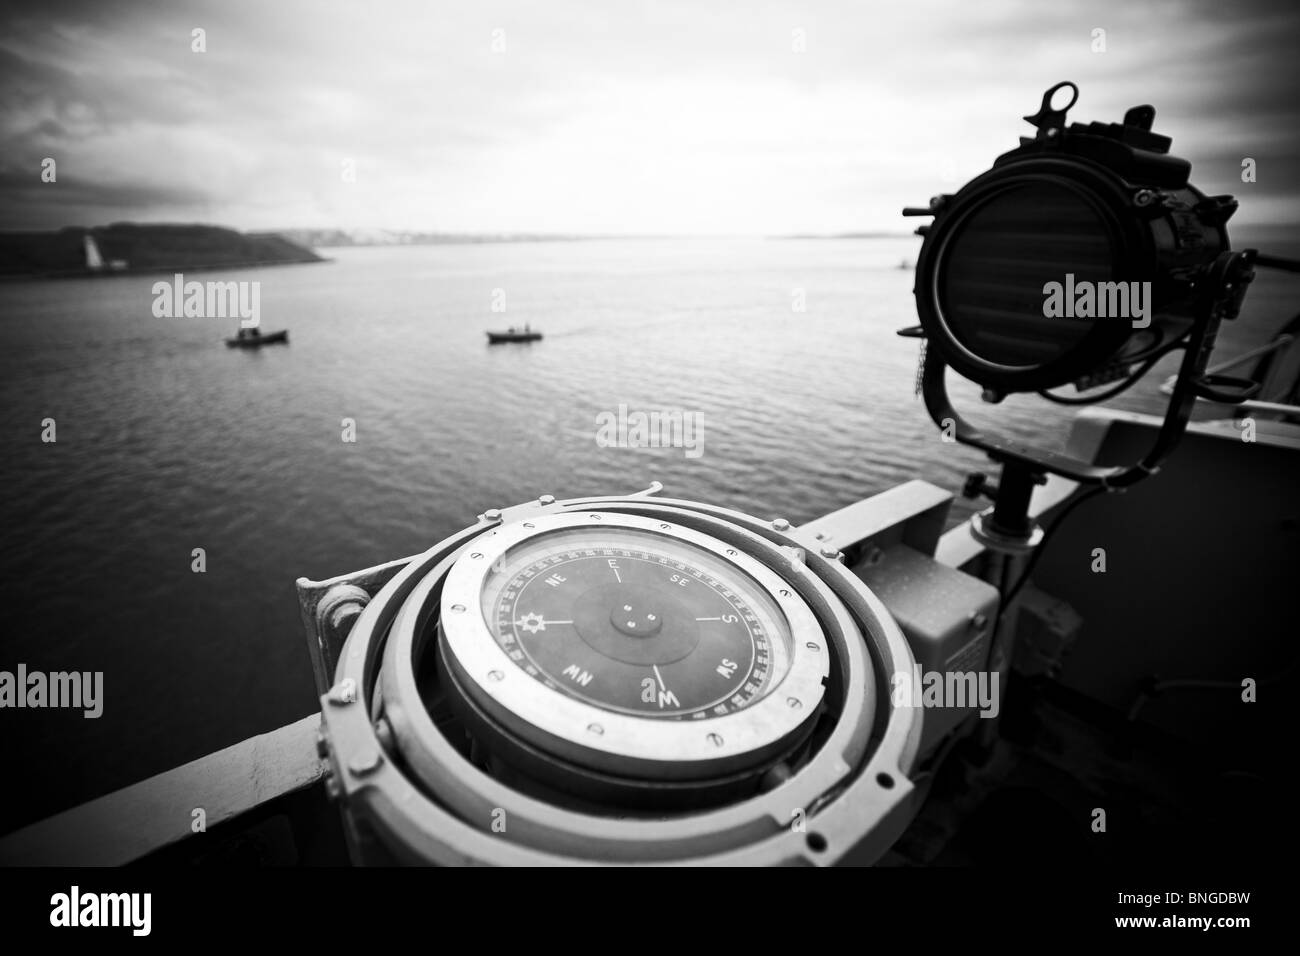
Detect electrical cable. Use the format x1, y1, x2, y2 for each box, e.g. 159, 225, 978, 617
1036, 338, 1186, 406
998, 485, 1108, 615
1255, 253, 1300, 274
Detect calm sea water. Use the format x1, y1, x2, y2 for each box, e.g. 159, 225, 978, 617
2, 236, 1296, 828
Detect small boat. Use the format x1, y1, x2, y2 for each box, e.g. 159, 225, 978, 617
226, 329, 289, 348
486, 328, 542, 344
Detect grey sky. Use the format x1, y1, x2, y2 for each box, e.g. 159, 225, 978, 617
2, 0, 1297, 234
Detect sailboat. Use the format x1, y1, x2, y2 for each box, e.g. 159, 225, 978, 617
83, 233, 128, 272
83, 234, 104, 270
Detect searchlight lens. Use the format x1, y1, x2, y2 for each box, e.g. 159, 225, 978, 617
939, 181, 1119, 369
910, 82, 1236, 395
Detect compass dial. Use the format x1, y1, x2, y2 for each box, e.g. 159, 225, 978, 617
438, 512, 829, 778
482, 526, 788, 719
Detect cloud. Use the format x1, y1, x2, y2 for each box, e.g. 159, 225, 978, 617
1, 0, 1297, 232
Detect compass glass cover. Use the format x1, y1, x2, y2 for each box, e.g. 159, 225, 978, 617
477, 526, 793, 721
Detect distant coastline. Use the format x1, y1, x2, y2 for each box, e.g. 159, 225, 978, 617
0, 224, 925, 279
774, 231, 914, 240
0, 223, 325, 280
278, 228, 915, 248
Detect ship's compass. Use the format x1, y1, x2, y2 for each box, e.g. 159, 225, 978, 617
317, 487, 921, 865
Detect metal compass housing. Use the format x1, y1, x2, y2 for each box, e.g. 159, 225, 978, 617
318, 487, 923, 866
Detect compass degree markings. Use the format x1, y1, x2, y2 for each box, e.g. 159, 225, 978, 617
486, 539, 771, 718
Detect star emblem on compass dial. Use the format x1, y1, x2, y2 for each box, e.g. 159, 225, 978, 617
516, 611, 546, 634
